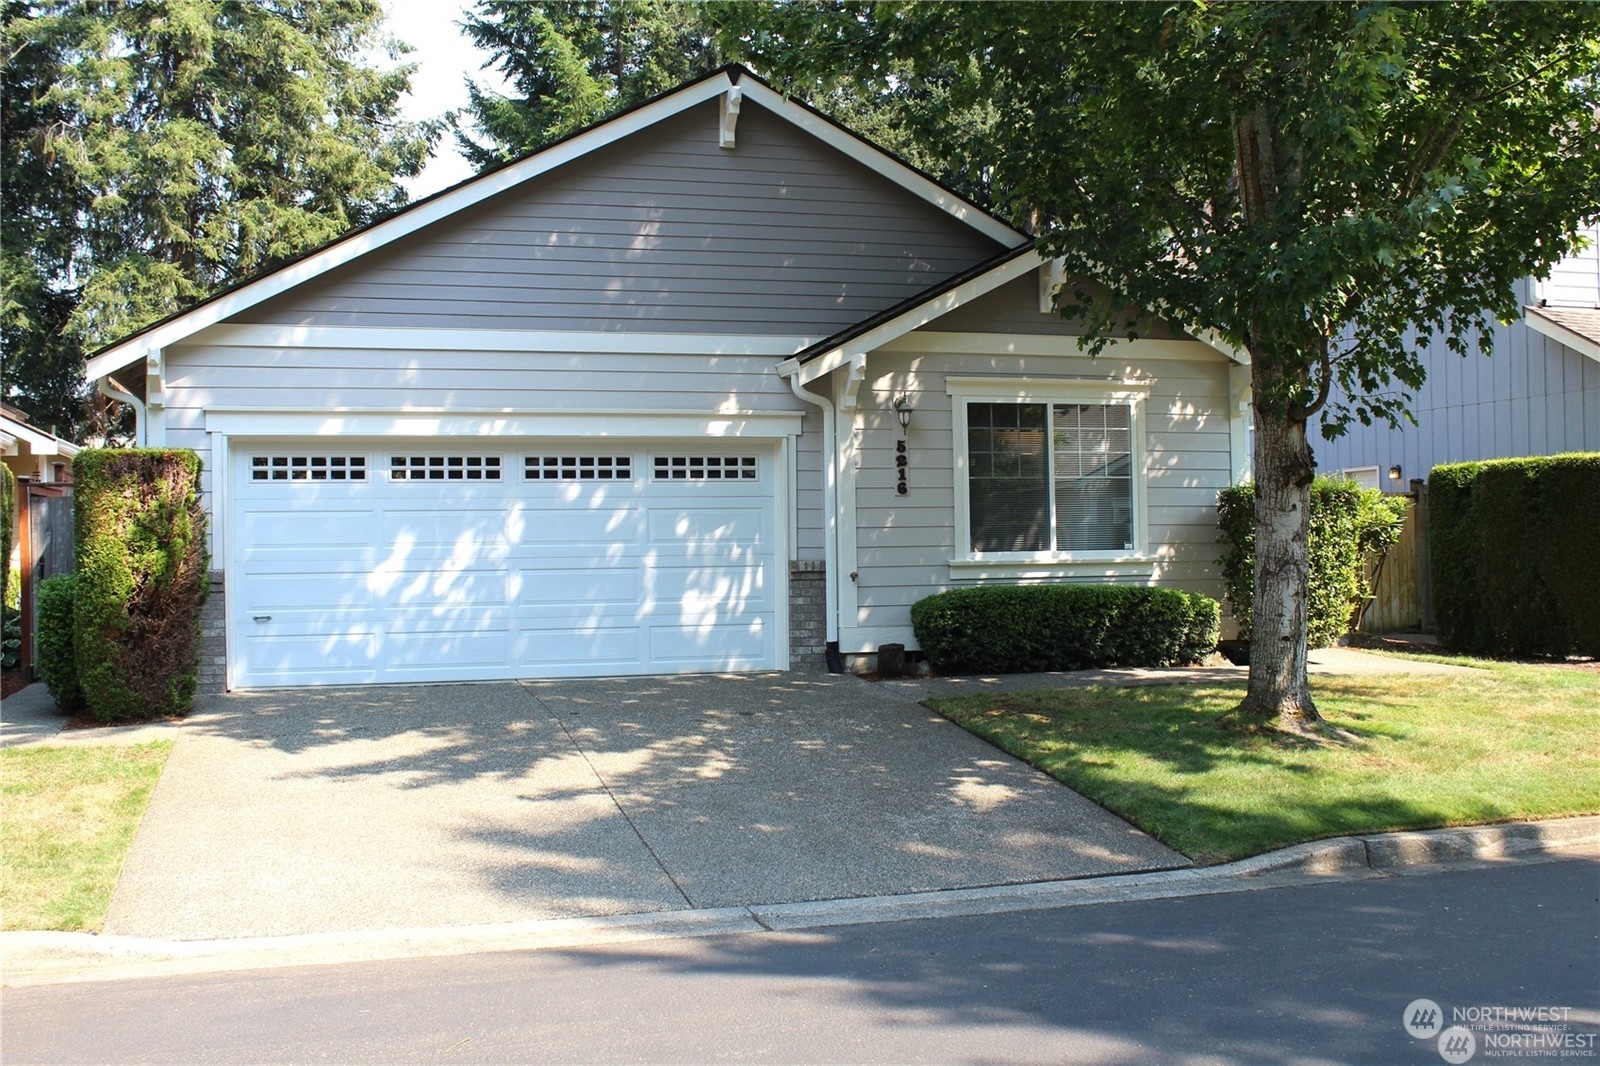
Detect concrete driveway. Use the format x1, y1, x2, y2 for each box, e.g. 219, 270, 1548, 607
102, 673, 1187, 940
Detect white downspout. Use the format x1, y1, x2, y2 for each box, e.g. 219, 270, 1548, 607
98, 375, 147, 447
788, 373, 842, 670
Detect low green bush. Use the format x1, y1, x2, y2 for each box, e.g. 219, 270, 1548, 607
1217, 476, 1408, 648
73, 449, 207, 722
910, 584, 1221, 674
36, 573, 82, 711
1430, 453, 1600, 658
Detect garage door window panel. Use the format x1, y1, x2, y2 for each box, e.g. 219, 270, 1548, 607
251, 455, 367, 482
390, 455, 502, 481
526, 455, 633, 481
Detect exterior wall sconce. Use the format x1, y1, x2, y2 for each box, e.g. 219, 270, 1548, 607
1388, 464, 1403, 482
893, 395, 913, 431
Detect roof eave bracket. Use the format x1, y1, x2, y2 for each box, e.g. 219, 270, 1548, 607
720, 85, 743, 149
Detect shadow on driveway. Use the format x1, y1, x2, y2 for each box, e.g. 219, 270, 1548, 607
103, 674, 1187, 940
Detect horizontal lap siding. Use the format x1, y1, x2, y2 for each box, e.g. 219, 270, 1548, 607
162, 344, 825, 560
846, 346, 1232, 648
1541, 223, 1599, 308
234, 101, 1002, 337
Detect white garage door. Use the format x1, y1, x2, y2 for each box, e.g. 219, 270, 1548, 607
229, 443, 780, 687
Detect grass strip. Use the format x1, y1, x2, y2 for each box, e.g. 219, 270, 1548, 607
928, 659, 1599, 864
1, 742, 171, 931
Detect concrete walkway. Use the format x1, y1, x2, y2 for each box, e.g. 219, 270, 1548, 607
92, 673, 1186, 941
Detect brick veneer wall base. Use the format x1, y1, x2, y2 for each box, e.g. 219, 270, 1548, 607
198, 571, 226, 693
789, 561, 827, 669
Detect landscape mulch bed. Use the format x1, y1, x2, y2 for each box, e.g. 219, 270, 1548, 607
1, 670, 30, 700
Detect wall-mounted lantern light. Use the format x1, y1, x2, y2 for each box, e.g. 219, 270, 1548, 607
893, 395, 913, 431
1388, 464, 1403, 482
893, 396, 911, 495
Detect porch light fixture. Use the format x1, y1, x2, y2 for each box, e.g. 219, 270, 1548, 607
893, 395, 913, 430
1388, 464, 1403, 482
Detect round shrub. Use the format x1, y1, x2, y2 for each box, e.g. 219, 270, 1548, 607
1217, 476, 1408, 647
910, 584, 1221, 674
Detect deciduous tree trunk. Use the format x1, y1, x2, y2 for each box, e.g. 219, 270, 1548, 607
1239, 400, 1322, 730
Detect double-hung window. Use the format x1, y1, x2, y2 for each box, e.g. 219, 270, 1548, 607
950, 379, 1148, 563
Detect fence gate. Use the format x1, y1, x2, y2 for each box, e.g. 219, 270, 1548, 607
20, 482, 74, 677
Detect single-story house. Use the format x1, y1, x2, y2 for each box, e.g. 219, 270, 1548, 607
84, 65, 1249, 690
1, 402, 79, 487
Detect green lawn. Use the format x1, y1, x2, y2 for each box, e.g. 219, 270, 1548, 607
1, 742, 171, 931
929, 658, 1600, 864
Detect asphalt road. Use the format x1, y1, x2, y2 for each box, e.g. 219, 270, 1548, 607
4, 858, 1597, 1065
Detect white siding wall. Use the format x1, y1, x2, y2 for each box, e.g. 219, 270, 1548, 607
839, 342, 1234, 653
161, 341, 825, 561
1539, 222, 1600, 309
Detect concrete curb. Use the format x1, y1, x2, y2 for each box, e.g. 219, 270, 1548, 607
5, 815, 1596, 987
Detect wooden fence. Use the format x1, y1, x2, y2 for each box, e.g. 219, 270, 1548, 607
1357, 481, 1432, 634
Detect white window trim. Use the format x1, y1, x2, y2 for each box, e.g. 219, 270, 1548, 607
947, 376, 1154, 570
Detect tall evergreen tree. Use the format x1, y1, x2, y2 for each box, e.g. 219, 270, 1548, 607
454, 0, 996, 205
455, 0, 722, 168
1, 0, 436, 436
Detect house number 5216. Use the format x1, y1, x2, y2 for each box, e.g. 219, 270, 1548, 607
896, 440, 908, 495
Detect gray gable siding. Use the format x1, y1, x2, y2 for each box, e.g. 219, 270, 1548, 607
916, 275, 1187, 338
235, 100, 1004, 335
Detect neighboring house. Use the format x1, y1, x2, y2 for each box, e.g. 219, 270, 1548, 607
1317, 223, 1600, 487
3, 403, 78, 678
82, 66, 1250, 690
1, 402, 78, 487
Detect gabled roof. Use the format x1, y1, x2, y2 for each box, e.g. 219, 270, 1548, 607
778, 241, 1248, 382
780, 240, 1042, 382
0, 408, 80, 458
85, 64, 1027, 381
1525, 305, 1600, 363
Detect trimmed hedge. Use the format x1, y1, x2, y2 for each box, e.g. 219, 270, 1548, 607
1217, 476, 1408, 648
1430, 453, 1600, 658
37, 573, 83, 711
910, 584, 1221, 674
72, 449, 208, 721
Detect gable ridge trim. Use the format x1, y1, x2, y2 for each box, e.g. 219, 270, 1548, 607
86, 62, 1024, 382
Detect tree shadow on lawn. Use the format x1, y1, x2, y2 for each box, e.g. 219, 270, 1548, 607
927, 678, 1539, 863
